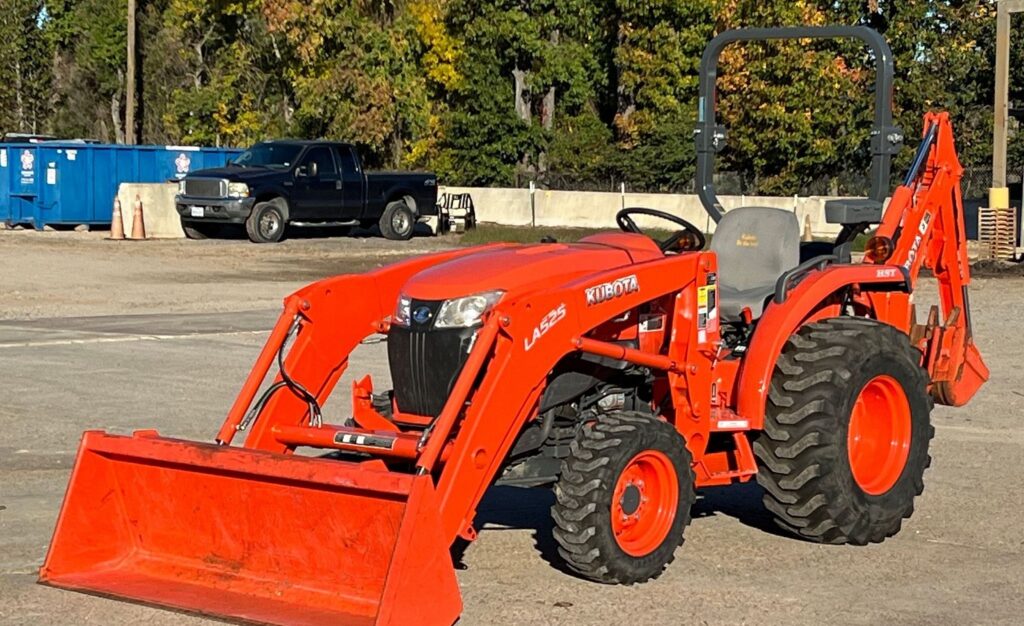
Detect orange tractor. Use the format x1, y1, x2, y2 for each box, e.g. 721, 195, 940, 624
41, 27, 987, 625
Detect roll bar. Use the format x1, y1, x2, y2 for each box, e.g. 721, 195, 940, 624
694, 26, 903, 222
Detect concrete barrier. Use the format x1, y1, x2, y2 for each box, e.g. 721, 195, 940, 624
117, 182, 184, 238
440, 186, 853, 237
118, 181, 855, 240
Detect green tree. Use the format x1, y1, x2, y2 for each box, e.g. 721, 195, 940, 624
160, 0, 286, 146
0, 0, 52, 136
262, 0, 429, 166
608, 0, 719, 191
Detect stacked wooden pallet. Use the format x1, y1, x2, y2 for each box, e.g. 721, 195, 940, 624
977, 206, 1017, 261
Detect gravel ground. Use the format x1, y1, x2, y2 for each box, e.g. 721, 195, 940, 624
0, 228, 456, 320
0, 230, 1022, 625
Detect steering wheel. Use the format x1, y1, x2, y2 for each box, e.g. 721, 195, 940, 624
616, 207, 706, 253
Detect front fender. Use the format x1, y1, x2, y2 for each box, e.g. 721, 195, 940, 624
736, 263, 911, 426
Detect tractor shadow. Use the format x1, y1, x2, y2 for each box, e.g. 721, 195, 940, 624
692, 481, 792, 538
453, 485, 573, 575
456, 479, 790, 573
453, 482, 790, 573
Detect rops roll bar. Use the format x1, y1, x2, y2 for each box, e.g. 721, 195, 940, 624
694, 26, 902, 222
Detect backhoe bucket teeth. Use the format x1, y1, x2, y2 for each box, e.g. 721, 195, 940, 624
39, 431, 462, 626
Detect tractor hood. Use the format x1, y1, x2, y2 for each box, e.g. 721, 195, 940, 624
402, 234, 663, 302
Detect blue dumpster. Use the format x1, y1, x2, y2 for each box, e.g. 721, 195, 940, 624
0, 143, 242, 229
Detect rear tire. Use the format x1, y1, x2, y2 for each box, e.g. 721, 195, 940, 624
245, 201, 286, 243
753, 317, 933, 545
379, 200, 415, 240
551, 411, 695, 584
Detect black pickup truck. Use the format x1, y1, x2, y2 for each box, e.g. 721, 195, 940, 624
175, 140, 438, 242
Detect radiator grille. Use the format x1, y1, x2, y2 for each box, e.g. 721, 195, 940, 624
388, 325, 475, 417
183, 178, 225, 198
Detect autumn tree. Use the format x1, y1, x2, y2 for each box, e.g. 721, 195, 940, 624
12, 0, 1019, 192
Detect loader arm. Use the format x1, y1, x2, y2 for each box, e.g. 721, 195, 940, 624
216, 244, 513, 449
867, 111, 989, 405
39, 245, 519, 626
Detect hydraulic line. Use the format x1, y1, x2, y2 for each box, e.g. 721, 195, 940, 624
237, 316, 323, 432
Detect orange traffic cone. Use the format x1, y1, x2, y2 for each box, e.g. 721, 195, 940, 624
130, 195, 147, 240
109, 198, 125, 240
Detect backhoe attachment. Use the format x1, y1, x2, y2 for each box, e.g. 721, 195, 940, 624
868, 111, 989, 405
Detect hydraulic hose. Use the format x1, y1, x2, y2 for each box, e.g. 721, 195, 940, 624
237, 317, 323, 432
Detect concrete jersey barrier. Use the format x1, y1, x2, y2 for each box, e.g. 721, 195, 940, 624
439, 186, 858, 237
116, 182, 863, 239
117, 182, 183, 238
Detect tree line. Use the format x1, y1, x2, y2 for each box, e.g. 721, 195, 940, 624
3, 0, 1021, 195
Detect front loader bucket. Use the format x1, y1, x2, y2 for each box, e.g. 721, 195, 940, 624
39, 431, 462, 626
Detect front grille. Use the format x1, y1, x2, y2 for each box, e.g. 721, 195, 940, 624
183, 178, 225, 198
388, 325, 476, 417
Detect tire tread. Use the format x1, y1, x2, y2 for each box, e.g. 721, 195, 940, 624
754, 318, 933, 545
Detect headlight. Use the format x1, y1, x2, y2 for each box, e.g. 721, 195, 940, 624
435, 290, 504, 328
392, 294, 412, 326
178, 180, 186, 194
227, 182, 249, 198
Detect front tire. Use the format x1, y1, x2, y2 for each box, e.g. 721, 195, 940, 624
753, 317, 934, 545
379, 200, 415, 240
245, 201, 286, 243
551, 411, 695, 584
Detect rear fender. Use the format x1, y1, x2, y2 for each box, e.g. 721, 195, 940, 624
736, 264, 911, 427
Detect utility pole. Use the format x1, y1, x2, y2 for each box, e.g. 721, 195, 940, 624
990, 1, 1024, 254
125, 0, 137, 144
992, 1, 1023, 196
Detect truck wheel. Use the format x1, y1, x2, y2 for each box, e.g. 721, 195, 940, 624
379, 200, 415, 241
181, 221, 218, 240
551, 411, 695, 584
245, 201, 286, 243
753, 317, 933, 545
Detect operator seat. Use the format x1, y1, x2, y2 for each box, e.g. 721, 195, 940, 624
710, 206, 800, 321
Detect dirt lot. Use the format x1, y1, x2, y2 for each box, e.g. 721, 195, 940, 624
1, 229, 1022, 625
0, 229, 458, 320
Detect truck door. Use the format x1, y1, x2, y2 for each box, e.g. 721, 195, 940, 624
334, 146, 364, 220
292, 146, 341, 219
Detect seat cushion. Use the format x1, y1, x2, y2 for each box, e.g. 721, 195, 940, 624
710, 207, 800, 321
718, 284, 776, 320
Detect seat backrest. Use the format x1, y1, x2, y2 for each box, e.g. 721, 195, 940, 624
710, 207, 800, 291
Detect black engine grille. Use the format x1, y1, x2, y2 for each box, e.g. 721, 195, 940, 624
388, 325, 475, 417
183, 178, 225, 198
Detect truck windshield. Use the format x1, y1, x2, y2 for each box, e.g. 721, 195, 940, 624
232, 144, 302, 169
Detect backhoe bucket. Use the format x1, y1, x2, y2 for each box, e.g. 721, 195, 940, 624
39, 431, 462, 626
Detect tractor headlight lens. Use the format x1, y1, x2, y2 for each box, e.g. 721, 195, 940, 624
227, 182, 249, 198
392, 295, 412, 327
435, 290, 504, 328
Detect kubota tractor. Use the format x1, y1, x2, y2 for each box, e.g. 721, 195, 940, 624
40, 27, 988, 626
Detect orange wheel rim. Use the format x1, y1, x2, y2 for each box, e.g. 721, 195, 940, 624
847, 375, 912, 495
611, 450, 679, 556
